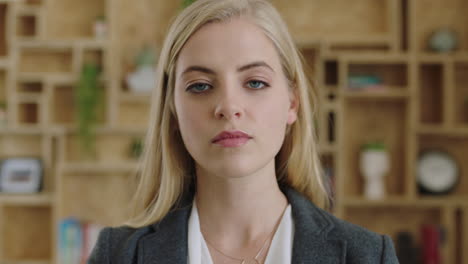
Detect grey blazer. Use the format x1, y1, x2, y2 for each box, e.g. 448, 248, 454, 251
88, 185, 399, 263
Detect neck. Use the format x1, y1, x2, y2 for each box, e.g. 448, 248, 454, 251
194, 165, 288, 252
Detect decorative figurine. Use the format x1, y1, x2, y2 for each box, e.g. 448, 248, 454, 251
360, 142, 390, 200
428, 28, 458, 53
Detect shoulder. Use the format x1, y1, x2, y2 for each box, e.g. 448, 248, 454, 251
283, 185, 398, 263
314, 206, 398, 263
87, 225, 152, 264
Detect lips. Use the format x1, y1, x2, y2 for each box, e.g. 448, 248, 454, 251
212, 130, 252, 147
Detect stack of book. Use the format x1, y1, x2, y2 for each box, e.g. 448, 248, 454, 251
348, 75, 385, 91
58, 218, 103, 264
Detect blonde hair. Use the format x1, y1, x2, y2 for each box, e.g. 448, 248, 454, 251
124, 0, 329, 227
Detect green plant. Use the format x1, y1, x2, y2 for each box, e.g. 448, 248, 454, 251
362, 141, 386, 151
182, 0, 196, 9
75, 62, 102, 157
130, 138, 143, 159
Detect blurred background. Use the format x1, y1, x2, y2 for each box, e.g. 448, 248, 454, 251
0, 0, 467, 263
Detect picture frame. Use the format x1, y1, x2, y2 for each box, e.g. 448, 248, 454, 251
0, 157, 43, 193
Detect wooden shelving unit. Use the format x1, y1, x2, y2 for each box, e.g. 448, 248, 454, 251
0, 0, 467, 263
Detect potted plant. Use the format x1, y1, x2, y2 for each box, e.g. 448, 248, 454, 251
75, 62, 102, 158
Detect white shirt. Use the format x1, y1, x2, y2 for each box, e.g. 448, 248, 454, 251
188, 200, 294, 264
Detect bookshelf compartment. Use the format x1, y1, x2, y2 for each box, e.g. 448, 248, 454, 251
412, 0, 468, 52
23, 0, 43, 6
18, 102, 39, 124
454, 62, 468, 126
347, 63, 408, 91
269, 0, 392, 48
45, 0, 106, 39
60, 172, 133, 226
18, 81, 43, 93
321, 154, 336, 206
324, 60, 338, 86
19, 48, 73, 73
52, 84, 74, 125
343, 100, 408, 198
0, 134, 42, 158
118, 101, 149, 128
455, 209, 465, 264
17, 15, 37, 38
418, 135, 468, 198
0, 4, 8, 57
419, 63, 443, 124
2, 205, 52, 261
461, 208, 468, 263
65, 133, 144, 163
0, 70, 5, 103
344, 206, 444, 262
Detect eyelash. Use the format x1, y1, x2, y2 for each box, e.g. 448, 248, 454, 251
186, 80, 270, 94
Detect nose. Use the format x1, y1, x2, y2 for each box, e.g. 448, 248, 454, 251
213, 87, 243, 120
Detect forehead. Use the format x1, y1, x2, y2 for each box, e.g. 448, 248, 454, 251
176, 17, 282, 73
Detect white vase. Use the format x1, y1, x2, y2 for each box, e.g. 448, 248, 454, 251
126, 66, 156, 93
360, 150, 390, 200
94, 21, 107, 39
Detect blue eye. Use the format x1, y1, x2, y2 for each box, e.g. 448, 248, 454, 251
187, 83, 211, 93
247, 80, 268, 89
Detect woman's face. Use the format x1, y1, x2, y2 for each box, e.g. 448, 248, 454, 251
174, 17, 298, 179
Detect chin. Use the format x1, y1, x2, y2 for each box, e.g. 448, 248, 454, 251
201, 158, 273, 180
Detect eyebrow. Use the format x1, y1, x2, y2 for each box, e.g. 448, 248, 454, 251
181, 61, 275, 77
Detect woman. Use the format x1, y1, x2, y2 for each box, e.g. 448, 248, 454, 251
89, 0, 398, 263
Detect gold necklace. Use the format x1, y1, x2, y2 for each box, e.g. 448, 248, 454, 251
201, 206, 286, 264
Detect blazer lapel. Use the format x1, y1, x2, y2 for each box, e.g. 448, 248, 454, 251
137, 204, 192, 264
283, 186, 346, 264
134, 185, 345, 264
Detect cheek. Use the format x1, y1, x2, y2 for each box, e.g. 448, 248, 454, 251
175, 97, 206, 148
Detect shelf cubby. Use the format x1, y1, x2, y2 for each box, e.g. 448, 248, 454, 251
17, 102, 39, 124
342, 100, 408, 198
117, 100, 150, 128
411, 0, 468, 53
51, 84, 74, 125
17, 14, 37, 38
271, 0, 395, 50
0, 70, 5, 102
344, 205, 452, 263
18, 80, 42, 93
64, 132, 143, 163
346, 62, 408, 91
0, 3, 8, 57
0, 134, 42, 157
59, 171, 133, 226
455, 209, 465, 264
418, 135, 468, 198
45, 0, 106, 40
83, 48, 105, 77
454, 62, 468, 127
2, 205, 52, 262
19, 48, 73, 73
419, 63, 443, 125
344, 205, 442, 242
23, 0, 43, 6
324, 60, 338, 86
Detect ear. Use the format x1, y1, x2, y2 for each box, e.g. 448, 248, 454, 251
287, 88, 299, 125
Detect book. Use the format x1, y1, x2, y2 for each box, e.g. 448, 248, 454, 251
57, 218, 103, 264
